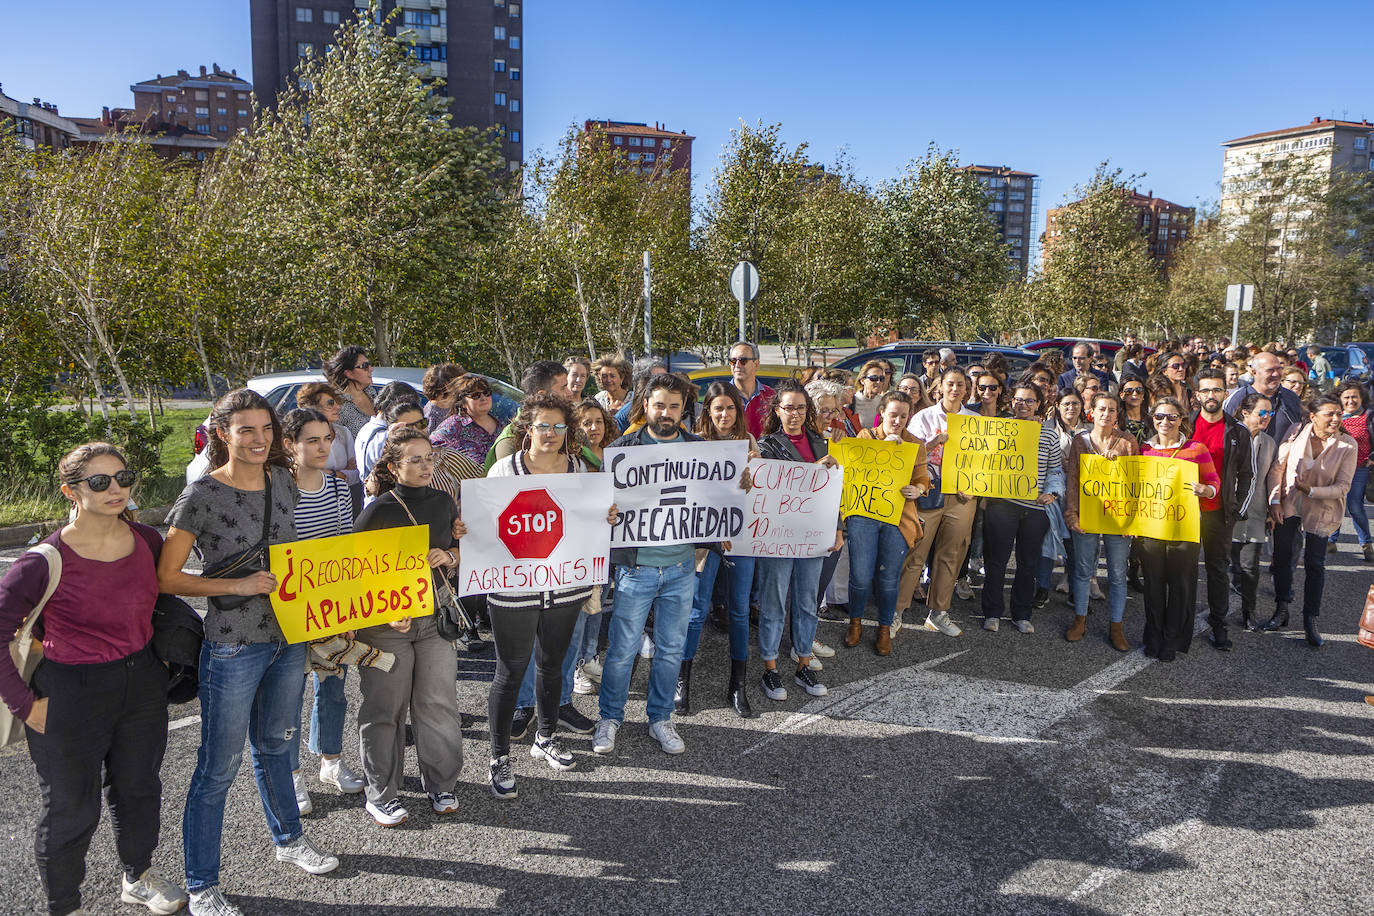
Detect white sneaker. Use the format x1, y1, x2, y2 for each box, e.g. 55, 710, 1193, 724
121, 869, 187, 914
188, 887, 242, 916
638, 633, 655, 659
810, 639, 836, 658
955, 577, 974, 600
1012, 619, 1035, 634
581, 657, 603, 679
573, 666, 597, 695
891, 608, 903, 636
983, 616, 999, 632
319, 758, 364, 794
365, 797, 409, 827
648, 720, 685, 754
274, 835, 339, 875
428, 791, 460, 814
1054, 573, 1069, 594
789, 648, 822, 671
291, 772, 312, 816
1089, 577, 1105, 600
592, 718, 619, 755
924, 610, 963, 637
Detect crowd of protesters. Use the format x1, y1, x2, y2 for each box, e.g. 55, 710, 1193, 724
1, 334, 1370, 915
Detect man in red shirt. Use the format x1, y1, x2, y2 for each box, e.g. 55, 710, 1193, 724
1190, 369, 1253, 651
728, 341, 775, 440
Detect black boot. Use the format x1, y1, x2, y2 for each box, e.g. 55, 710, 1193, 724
1262, 602, 1289, 632
1240, 608, 1255, 631
1304, 614, 1324, 648
727, 659, 753, 718
674, 659, 693, 714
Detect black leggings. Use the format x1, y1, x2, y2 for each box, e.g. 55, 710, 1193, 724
487, 600, 581, 758
1271, 516, 1327, 616
27, 645, 168, 916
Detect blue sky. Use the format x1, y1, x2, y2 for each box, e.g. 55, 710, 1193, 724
6, 0, 1373, 259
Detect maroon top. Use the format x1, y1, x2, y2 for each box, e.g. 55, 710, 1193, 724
0, 522, 162, 720
786, 431, 816, 462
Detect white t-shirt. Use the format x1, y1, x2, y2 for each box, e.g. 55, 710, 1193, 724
327, 422, 358, 485
908, 403, 980, 466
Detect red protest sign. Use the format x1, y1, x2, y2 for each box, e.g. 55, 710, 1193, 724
498, 489, 565, 559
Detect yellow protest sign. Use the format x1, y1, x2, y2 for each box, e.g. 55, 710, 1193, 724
941, 413, 1040, 499
1077, 455, 1200, 543
268, 525, 436, 643
832, 437, 923, 525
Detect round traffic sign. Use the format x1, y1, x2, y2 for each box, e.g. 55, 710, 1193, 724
730, 261, 760, 302
498, 489, 565, 560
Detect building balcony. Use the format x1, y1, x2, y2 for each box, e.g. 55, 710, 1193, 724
418, 62, 448, 79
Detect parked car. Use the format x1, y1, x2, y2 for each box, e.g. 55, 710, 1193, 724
832, 342, 1036, 379
1301, 344, 1372, 386
186, 367, 521, 482
1023, 338, 1157, 361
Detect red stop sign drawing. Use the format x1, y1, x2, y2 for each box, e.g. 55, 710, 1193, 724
498, 489, 565, 560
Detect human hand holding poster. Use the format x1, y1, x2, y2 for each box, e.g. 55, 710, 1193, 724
832, 437, 922, 525
269, 526, 434, 643
457, 473, 613, 597
606, 440, 748, 547
729, 458, 843, 558
941, 414, 1040, 499
1078, 454, 1200, 542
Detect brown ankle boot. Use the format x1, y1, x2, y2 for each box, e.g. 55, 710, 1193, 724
875, 625, 892, 656
1108, 621, 1130, 652
1065, 615, 1087, 642
844, 617, 863, 648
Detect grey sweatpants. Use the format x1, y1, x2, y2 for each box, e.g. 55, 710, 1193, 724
356, 616, 463, 805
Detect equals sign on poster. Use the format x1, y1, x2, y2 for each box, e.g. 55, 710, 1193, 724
660, 485, 687, 506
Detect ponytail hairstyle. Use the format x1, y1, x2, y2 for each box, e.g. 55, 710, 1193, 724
205, 388, 290, 472
58, 442, 136, 522
365, 426, 431, 497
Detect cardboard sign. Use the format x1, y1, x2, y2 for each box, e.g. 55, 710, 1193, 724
1077, 455, 1201, 543
457, 472, 613, 597
270, 526, 434, 643
941, 414, 1041, 499
730, 458, 843, 558
832, 437, 923, 525
605, 440, 749, 547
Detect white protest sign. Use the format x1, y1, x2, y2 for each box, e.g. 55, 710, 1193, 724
729, 458, 843, 558
606, 439, 749, 548
457, 472, 614, 597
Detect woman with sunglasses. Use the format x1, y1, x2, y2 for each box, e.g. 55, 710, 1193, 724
853, 359, 891, 427
1063, 392, 1139, 650
1264, 395, 1358, 646
479, 396, 619, 796
160, 390, 338, 914
432, 374, 503, 469
1231, 394, 1277, 630
1155, 353, 1198, 413
1117, 380, 1154, 446
0, 444, 187, 916
971, 373, 1008, 418
322, 346, 376, 437
353, 427, 465, 826
1138, 396, 1221, 661
1329, 382, 1373, 561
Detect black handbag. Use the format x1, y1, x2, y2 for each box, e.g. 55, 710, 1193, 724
390, 490, 472, 640
199, 470, 272, 611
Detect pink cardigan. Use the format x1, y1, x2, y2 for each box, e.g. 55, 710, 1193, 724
1267, 424, 1358, 537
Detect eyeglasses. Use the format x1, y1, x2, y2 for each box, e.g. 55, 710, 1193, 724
818, 407, 840, 418
532, 423, 568, 435
777, 404, 808, 413
728, 357, 756, 365
399, 455, 435, 467
1197, 388, 1225, 396
1011, 397, 1038, 406
353, 361, 372, 371
76, 469, 137, 492
1153, 413, 1180, 422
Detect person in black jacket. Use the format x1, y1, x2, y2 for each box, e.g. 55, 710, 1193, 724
1189, 369, 1254, 651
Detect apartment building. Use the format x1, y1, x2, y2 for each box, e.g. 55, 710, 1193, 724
962, 165, 1038, 278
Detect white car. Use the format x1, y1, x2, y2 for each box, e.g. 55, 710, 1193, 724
186, 367, 521, 483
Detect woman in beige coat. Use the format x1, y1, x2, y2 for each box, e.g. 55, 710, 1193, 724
1264, 394, 1357, 647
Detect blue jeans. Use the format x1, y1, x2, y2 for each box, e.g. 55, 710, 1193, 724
574, 597, 604, 663
516, 611, 583, 709
756, 556, 823, 662
845, 515, 909, 626
599, 560, 694, 725
288, 667, 347, 771
685, 551, 753, 661
184, 640, 307, 893
1330, 465, 1371, 546
1071, 531, 1129, 623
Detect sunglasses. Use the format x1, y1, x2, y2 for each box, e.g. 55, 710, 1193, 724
76, 469, 137, 492
1255, 409, 1275, 418
318, 397, 338, 407
353, 361, 372, 371
977, 384, 1001, 392
863, 375, 885, 383
728, 357, 755, 365
532, 423, 568, 434
1166, 363, 1186, 371
406, 420, 427, 431
467, 388, 492, 398
1153, 413, 1180, 422
1122, 387, 1144, 395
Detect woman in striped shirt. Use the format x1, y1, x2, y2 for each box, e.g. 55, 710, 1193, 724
280, 409, 365, 816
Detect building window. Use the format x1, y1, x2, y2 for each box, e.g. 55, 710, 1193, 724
494, 59, 506, 72
613, 136, 623, 145
628, 153, 640, 161
296, 7, 312, 22
495, 25, 506, 39
196, 90, 209, 100
413, 44, 446, 61
237, 92, 248, 100
510, 130, 520, 143
509, 159, 520, 172
195, 107, 210, 117
297, 41, 314, 57
1009, 203, 1024, 212
509, 36, 520, 49
510, 68, 519, 80
510, 3, 520, 16
218, 125, 228, 133
495, 91, 507, 106
323, 9, 339, 24
644, 152, 655, 162
1009, 191, 1024, 201
509, 99, 519, 112
629, 137, 641, 146
217, 90, 227, 98
1356, 137, 1369, 151
237, 109, 249, 117
166, 94, 176, 102
663, 139, 671, 148
196, 124, 210, 134
494, 0, 504, 5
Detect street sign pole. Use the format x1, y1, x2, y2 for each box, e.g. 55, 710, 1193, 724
729, 261, 759, 342
642, 250, 651, 356
1225, 283, 1254, 345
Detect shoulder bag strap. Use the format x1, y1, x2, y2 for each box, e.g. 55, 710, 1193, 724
13, 544, 62, 654
390, 491, 421, 527
260, 468, 273, 545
